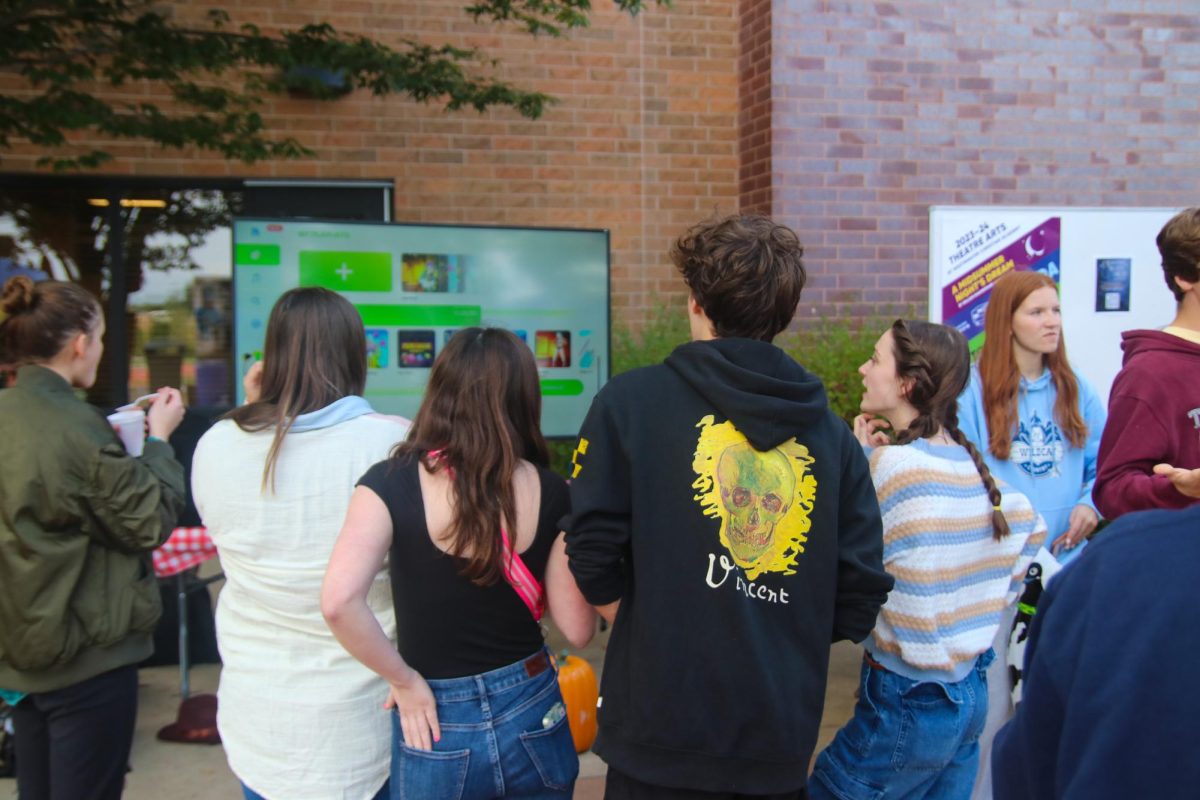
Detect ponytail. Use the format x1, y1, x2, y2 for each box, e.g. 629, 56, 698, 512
891, 318, 1011, 540
948, 424, 1010, 540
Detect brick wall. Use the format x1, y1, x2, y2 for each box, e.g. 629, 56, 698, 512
0, 0, 741, 325
7, 2, 1200, 325
739, 0, 773, 214
770, 1, 1200, 320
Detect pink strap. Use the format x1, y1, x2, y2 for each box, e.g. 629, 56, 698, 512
428, 450, 545, 621
499, 525, 545, 622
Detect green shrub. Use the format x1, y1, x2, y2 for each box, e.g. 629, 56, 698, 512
546, 300, 907, 475
611, 296, 690, 376
778, 319, 879, 425
611, 299, 909, 425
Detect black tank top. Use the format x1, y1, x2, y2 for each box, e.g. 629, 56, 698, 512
357, 456, 569, 679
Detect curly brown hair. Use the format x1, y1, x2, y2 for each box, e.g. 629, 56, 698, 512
671, 214, 806, 341
1156, 207, 1200, 302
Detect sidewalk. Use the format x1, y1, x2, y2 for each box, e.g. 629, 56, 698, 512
0, 641, 859, 799
1, 588, 861, 800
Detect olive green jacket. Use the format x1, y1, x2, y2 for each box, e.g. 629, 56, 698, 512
0, 365, 185, 693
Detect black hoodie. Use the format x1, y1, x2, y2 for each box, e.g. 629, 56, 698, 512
563, 338, 892, 794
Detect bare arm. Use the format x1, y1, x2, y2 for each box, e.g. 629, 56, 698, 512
544, 532, 597, 648
322, 486, 440, 750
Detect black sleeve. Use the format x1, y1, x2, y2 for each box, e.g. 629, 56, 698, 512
356, 458, 390, 493
562, 394, 631, 606
356, 458, 405, 516
528, 469, 571, 579
832, 425, 893, 643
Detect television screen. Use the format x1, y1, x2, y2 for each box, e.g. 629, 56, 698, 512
232, 218, 610, 437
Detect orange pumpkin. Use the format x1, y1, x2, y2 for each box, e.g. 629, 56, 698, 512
555, 650, 599, 753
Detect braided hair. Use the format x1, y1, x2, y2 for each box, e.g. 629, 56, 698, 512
889, 319, 1011, 540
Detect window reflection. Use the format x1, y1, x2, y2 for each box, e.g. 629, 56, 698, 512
0, 189, 112, 399
125, 190, 240, 407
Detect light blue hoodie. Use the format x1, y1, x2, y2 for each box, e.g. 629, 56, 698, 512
957, 366, 1106, 564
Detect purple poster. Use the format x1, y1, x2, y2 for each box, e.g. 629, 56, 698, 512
942, 217, 1061, 348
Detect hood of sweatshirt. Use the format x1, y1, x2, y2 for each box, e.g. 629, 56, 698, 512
664, 338, 829, 451
1121, 328, 1200, 367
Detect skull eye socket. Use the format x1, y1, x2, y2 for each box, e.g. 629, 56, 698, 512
731, 487, 751, 507
761, 493, 783, 513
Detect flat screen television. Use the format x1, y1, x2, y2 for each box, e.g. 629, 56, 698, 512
232, 218, 610, 437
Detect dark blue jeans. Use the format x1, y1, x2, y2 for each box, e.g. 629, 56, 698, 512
810, 650, 993, 800
390, 649, 578, 799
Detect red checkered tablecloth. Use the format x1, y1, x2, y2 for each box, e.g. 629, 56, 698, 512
153, 526, 217, 578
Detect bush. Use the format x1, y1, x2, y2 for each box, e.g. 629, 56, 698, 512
778, 318, 880, 425
607, 297, 899, 424
611, 296, 690, 377
546, 300, 907, 475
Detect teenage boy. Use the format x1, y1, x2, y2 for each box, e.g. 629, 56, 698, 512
1094, 207, 1200, 517
563, 214, 893, 799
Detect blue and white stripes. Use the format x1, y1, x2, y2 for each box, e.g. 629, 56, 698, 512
864, 438, 1046, 683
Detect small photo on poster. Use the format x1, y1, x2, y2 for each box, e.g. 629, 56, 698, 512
401, 254, 464, 293
1096, 258, 1131, 312
398, 330, 436, 368
365, 329, 389, 369
535, 330, 571, 368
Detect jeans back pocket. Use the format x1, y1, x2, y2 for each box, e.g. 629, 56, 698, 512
892, 680, 966, 772
518, 714, 579, 792
395, 742, 471, 800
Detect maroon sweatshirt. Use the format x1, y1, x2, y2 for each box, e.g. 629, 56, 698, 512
1095, 329, 1200, 517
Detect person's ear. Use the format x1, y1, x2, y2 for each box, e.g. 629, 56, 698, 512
1174, 273, 1197, 296
70, 331, 90, 360
900, 376, 916, 400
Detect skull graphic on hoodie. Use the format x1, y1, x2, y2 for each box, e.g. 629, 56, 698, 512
692, 416, 818, 580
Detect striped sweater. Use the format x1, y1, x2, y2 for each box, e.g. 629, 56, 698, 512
864, 438, 1047, 683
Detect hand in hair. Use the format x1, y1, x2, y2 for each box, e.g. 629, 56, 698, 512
852, 413, 892, 448
1051, 504, 1099, 554
1153, 463, 1200, 500
243, 360, 264, 404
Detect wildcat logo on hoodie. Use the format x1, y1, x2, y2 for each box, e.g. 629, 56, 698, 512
691, 416, 818, 582
1012, 412, 1065, 478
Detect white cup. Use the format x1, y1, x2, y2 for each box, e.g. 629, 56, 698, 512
107, 408, 146, 457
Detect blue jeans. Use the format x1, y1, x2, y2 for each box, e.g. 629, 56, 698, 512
390, 649, 578, 799
810, 650, 993, 800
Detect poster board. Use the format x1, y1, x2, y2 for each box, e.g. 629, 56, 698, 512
929, 207, 1181, 404
232, 218, 610, 438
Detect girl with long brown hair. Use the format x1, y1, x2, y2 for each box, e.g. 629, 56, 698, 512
191, 287, 410, 800
810, 320, 1045, 800
955, 270, 1106, 800
323, 327, 596, 799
